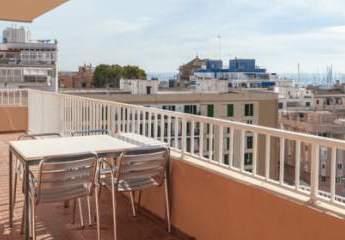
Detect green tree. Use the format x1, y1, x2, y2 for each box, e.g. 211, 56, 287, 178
122, 65, 146, 80
93, 64, 146, 88
93, 64, 122, 88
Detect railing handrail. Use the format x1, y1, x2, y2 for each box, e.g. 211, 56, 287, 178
26, 88, 345, 211
27, 88, 345, 150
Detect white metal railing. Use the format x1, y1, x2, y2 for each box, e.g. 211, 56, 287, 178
27, 89, 345, 211
0, 88, 27, 106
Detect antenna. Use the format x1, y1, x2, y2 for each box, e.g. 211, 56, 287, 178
217, 35, 222, 60
297, 63, 300, 84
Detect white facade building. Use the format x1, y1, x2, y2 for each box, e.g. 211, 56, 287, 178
0, 27, 57, 90
190, 78, 228, 93
120, 79, 159, 95
3, 26, 30, 43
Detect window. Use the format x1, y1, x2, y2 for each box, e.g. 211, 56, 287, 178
184, 105, 197, 115
224, 154, 229, 165
227, 104, 234, 117
338, 163, 343, 169
207, 104, 214, 117
246, 136, 253, 149
321, 164, 326, 169
244, 104, 254, 117
316, 100, 320, 105
321, 176, 326, 182
244, 153, 253, 166
278, 102, 283, 109
336, 177, 341, 184
162, 105, 176, 111
306, 102, 311, 107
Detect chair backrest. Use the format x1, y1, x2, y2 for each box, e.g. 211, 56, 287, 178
18, 132, 62, 140
36, 152, 98, 204
71, 129, 109, 137
115, 147, 169, 187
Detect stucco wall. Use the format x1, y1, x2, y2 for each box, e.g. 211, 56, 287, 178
139, 158, 345, 240
0, 106, 28, 133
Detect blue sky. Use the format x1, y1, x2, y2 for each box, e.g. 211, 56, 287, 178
2, 0, 345, 73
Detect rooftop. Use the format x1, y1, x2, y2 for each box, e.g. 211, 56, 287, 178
0, 133, 190, 240
2, 89, 345, 240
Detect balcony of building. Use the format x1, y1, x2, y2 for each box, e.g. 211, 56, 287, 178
1, 89, 345, 240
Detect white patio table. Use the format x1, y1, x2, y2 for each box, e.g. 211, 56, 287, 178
8, 133, 166, 240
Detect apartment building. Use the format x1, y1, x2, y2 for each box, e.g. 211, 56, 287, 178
59, 64, 94, 88
73, 89, 279, 175
280, 85, 345, 196
119, 79, 159, 95
0, 27, 57, 90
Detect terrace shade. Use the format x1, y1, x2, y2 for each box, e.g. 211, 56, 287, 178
0, 0, 69, 22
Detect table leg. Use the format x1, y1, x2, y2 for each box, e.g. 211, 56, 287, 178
8, 149, 13, 227
24, 162, 30, 240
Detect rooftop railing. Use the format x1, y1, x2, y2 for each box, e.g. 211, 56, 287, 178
25, 89, 345, 213
0, 88, 27, 106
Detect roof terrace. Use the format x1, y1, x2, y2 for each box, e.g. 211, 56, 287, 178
1, 89, 345, 240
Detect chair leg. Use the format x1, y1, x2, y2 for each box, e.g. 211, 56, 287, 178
87, 196, 92, 226
31, 197, 36, 240
164, 178, 171, 233
137, 190, 142, 210
95, 187, 101, 240
72, 199, 77, 224
111, 183, 117, 240
130, 191, 136, 217
78, 198, 84, 227
20, 198, 26, 235
12, 170, 17, 217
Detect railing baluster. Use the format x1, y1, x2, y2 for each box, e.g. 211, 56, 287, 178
131, 108, 136, 133
118, 107, 122, 132
310, 143, 320, 203
126, 107, 130, 132
209, 124, 213, 161
218, 126, 223, 164
167, 115, 171, 147
265, 135, 271, 180
136, 110, 141, 134
142, 111, 147, 136
252, 132, 258, 175
199, 122, 204, 158
148, 112, 152, 138
279, 137, 285, 185
229, 127, 234, 168
174, 117, 178, 149
154, 113, 158, 139
160, 113, 165, 142
181, 119, 187, 158
295, 140, 301, 190
240, 129, 245, 172
330, 147, 337, 202
191, 120, 195, 155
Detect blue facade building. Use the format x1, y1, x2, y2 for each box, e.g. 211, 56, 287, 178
229, 58, 266, 73
205, 59, 223, 71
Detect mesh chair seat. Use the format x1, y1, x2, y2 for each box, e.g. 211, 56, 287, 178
103, 177, 160, 192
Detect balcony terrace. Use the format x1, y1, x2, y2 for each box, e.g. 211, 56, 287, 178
1, 89, 345, 240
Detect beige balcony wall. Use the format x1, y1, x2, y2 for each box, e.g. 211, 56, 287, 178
0, 106, 27, 132
139, 157, 345, 240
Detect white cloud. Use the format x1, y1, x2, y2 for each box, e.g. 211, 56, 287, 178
101, 17, 152, 34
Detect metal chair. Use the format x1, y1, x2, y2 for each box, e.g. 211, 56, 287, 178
25, 152, 100, 240
100, 147, 171, 240
12, 132, 62, 224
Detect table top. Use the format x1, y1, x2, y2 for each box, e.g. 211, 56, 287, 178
10, 133, 166, 162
